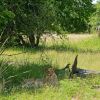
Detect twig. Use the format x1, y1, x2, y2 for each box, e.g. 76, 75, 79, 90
1, 52, 27, 57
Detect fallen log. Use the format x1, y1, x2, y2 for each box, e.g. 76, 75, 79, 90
75, 68, 100, 75
70, 55, 100, 77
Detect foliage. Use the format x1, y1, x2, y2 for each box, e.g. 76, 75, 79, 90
0, 59, 51, 92
90, 1, 100, 30
0, 1, 15, 34
55, 0, 95, 32
0, 0, 95, 47
0, 60, 14, 92
96, 1, 100, 25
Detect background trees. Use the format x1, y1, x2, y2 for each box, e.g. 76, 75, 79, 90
0, 0, 15, 44
0, 0, 95, 47
90, 1, 100, 30
95, 1, 100, 26
55, 0, 95, 32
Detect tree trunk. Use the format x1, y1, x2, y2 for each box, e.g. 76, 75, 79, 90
29, 34, 35, 47
0, 34, 6, 43
35, 35, 40, 47
18, 35, 26, 46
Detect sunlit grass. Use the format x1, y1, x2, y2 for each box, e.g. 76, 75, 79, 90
45, 34, 100, 52
0, 75, 100, 100
76, 36, 100, 51
1, 49, 100, 70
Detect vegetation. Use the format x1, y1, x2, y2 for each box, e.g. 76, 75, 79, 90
90, 1, 100, 31
0, 0, 100, 100
0, 36, 100, 100
0, 0, 95, 47
0, 75, 100, 100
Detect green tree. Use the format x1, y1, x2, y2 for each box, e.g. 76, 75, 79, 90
96, 1, 100, 25
55, 0, 95, 32
0, 0, 95, 47
90, 1, 100, 31
2, 0, 57, 47
0, 1, 15, 44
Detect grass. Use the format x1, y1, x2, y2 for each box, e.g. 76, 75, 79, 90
0, 75, 100, 100
44, 35, 100, 52
0, 34, 100, 100
1, 48, 100, 70
74, 36, 100, 52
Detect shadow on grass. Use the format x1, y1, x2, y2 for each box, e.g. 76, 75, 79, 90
0, 59, 100, 95
0, 60, 52, 92
4, 44, 100, 56
0, 59, 72, 92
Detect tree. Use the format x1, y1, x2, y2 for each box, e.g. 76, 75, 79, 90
95, 1, 100, 25
1, 0, 57, 47
0, 0, 95, 47
90, 1, 100, 31
55, 0, 95, 32
0, 1, 15, 44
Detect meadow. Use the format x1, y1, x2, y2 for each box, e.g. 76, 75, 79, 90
0, 34, 100, 100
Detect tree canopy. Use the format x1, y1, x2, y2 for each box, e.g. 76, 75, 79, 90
0, 0, 95, 47
90, 1, 100, 31
56, 0, 95, 32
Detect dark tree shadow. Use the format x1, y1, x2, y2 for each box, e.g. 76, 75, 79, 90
3, 44, 100, 57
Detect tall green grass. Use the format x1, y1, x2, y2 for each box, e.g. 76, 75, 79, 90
45, 36, 100, 52
75, 37, 100, 52
0, 59, 52, 93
